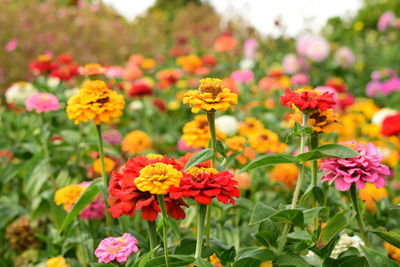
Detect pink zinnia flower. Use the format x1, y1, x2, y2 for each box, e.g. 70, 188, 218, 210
320, 141, 390, 191
243, 38, 258, 59
25, 93, 59, 113
94, 233, 139, 263
378, 11, 396, 31
105, 66, 124, 79
178, 138, 199, 152
102, 129, 122, 145
290, 73, 308, 85
5, 38, 18, 52
80, 195, 105, 220
231, 69, 254, 83
296, 34, 330, 62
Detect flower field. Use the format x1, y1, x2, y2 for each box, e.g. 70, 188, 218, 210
2, 1, 400, 267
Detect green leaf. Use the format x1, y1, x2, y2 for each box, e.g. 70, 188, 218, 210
360, 246, 399, 267
59, 179, 102, 232
369, 228, 400, 248
129, 245, 160, 267
249, 203, 277, 225
317, 210, 355, 249
144, 255, 194, 267
192, 258, 214, 267
184, 149, 216, 171
210, 239, 236, 264
233, 248, 275, 267
165, 218, 182, 242
269, 209, 304, 227
24, 158, 50, 197
303, 207, 329, 225
274, 254, 308, 266
238, 154, 297, 175
297, 144, 360, 162
216, 140, 226, 158
293, 121, 314, 135
287, 230, 312, 242
256, 230, 278, 248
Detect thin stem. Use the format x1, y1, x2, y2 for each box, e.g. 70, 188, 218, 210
95, 124, 111, 236
40, 114, 57, 190
205, 111, 217, 247
195, 203, 207, 259
349, 184, 370, 247
310, 133, 319, 230
277, 113, 309, 255
157, 194, 170, 267
147, 220, 158, 259
76, 219, 89, 267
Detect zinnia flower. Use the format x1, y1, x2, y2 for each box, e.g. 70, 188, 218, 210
326, 77, 347, 93
182, 115, 226, 148
5, 82, 37, 106
330, 234, 364, 259
108, 155, 187, 221
238, 117, 264, 137
170, 167, 240, 205
334, 47, 355, 68
80, 194, 105, 220
55, 184, 86, 210
215, 115, 239, 136
121, 130, 152, 154
270, 163, 299, 189
359, 183, 388, 214
66, 80, 125, 125
127, 81, 153, 98
183, 78, 238, 113
93, 157, 115, 174
320, 141, 390, 191
6, 217, 39, 251
248, 129, 287, 153
381, 113, 400, 136
289, 109, 340, 133
177, 152, 211, 168
25, 93, 59, 113
280, 88, 336, 112
384, 242, 400, 263
214, 34, 236, 52
94, 233, 139, 263
231, 70, 254, 83
102, 129, 122, 145
296, 34, 329, 62
378, 11, 396, 31
78, 63, 106, 76
29, 54, 57, 75
46, 257, 69, 267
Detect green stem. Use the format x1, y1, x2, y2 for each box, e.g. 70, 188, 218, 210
195, 203, 207, 259
349, 184, 370, 247
95, 124, 111, 236
157, 195, 170, 267
40, 114, 57, 190
277, 113, 309, 255
147, 220, 157, 259
205, 111, 217, 247
310, 133, 319, 230
76, 219, 89, 267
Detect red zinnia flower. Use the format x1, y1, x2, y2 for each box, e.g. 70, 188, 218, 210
326, 77, 347, 93
280, 88, 336, 111
108, 155, 187, 221
152, 98, 166, 113
382, 113, 400, 136
169, 167, 240, 205
127, 82, 153, 98
29, 54, 57, 75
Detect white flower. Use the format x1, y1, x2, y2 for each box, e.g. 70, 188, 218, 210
372, 108, 398, 126
239, 58, 255, 70
5, 82, 37, 105
330, 233, 364, 259
215, 115, 238, 136
64, 87, 80, 98
129, 100, 143, 111
47, 77, 60, 89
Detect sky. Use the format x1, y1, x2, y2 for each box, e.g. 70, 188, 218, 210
102, 0, 362, 37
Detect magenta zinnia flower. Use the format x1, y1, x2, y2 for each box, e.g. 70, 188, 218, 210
25, 93, 59, 113
79, 194, 105, 220
320, 141, 390, 191
94, 233, 139, 263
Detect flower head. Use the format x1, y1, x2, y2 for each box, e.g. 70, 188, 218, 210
320, 141, 390, 191
270, 163, 299, 189
128, 81, 153, 98
382, 113, 400, 136
94, 233, 139, 263
5, 82, 37, 106
78, 63, 106, 76
182, 115, 226, 148
330, 234, 364, 259
55, 184, 86, 210
289, 109, 340, 133
334, 47, 355, 68
183, 78, 238, 113
66, 80, 125, 125
384, 242, 400, 263
102, 129, 122, 145
25, 93, 59, 113
93, 157, 115, 174
238, 117, 264, 137
214, 34, 236, 52
169, 167, 240, 205
46, 257, 69, 267
248, 129, 287, 153
80, 194, 105, 220
6, 217, 39, 251
280, 88, 336, 112
231, 70, 254, 83
121, 130, 152, 154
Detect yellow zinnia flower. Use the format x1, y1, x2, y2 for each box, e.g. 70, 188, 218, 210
121, 130, 152, 154
384, 242, 400, 263
359, 183, 388, 214
134, 163, 182, 195
146, 153, 163, 161
238, 117, 264, 137
46, 256, 69, 267
66, 80, 125, 125
289, 109, 340, 134
55, 184, 85, 210
226, 136, 246, 152
183, 78, 238, 113
249, 129, 287, 153
182, 115, 226, 148
93, 157, 115, 174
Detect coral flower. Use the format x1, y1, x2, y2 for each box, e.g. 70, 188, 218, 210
359, 183, 388, 214
183, 78, 238, 113
94, 233, 139, 263
182, 115, 226, 148
270, 163, 299, 189
214, 34, 236, 52
170, 167, 240, 205
320, 141, 390, 191
280, 88, 336, 112
381, 113, 400, 136
66, 80, 125, 125
248, 129, 287, 153
25, 93, 59, 113
289, 109, 340, 133
78, 63, 106, 76
55, 184, 86, 210
121, 130, 152, 154
46, 257, 69, 267
108, 155, 187, 220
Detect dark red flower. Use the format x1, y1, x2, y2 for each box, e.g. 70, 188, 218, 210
326, 77, 347, 93
280, 88, 336, 111
152, 98, 166, 113
50, 64, 79, 81
169, 167, 240, 205
108, 155, 187, 221
127, 82, 153, 98
382, 113, 400, 136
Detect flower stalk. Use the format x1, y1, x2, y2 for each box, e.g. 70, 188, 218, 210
195, 203, 207, 259
147, 220, 157, 259
309, 133, 319, 229
95, 124, 111, 236
40, 114, 57, 190
349, 183, 370, 247
277, 113, 309, 255
157, 194, 170, 267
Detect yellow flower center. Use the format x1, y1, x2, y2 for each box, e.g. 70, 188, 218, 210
187, 167, 218, 181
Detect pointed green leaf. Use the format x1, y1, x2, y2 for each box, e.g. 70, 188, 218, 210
297, 144, 360, 163
249, 203, 277, 225
269, 209, 304, 227
238, 154, 297, 175
360, 246, 398, 267
184, 149, 216, 171
370, 228, 400, 248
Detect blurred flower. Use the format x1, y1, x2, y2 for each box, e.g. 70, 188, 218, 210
170, 167, 240, 205
384, 242, 400, 263
239, 58, 255, 70
382, 113, 400, 136
215, 115, 239, 136
289, 109, 340, 133
47, 77, 60, 89
15, 249, 39, 267
102, 129, 122, 145
178, 152, 211, 168
55, 184, 86, 210
221, 77, 238, 94
290, 73, 308, 85
334, 47, 355, 68
93, 157, 115, 174
182, 115, 226, 148
238, 117, 264, 137
249, 129, 287, 153
29, 54, 57, 75
282, 54, 301, 74
105, 66, 124, 79
177, 138, 198, 152
78, 63, 106, 76
296, 34, 329, 62
330, 234, 364, 259
243, 38, 258, 59
128, 81, 153, 98
5, 82, 37, 106
348, 99, 379, 119
152, 98, 167, 113
156, 69, 180, 89
270, 163, 298, 189
4, 38, 18, 52
108, 155, 187, 220
25, 93, 59, 113
80, 194, 105, 220
121, 130, 152, 154
183, 78, 238, 113
128, 100, 143, 111
94, 233, 139, 263
123, 65, 143, 81
378, 11, 396, 31
232, 169, 251, 190
66, 80, 125, 125
326, 77, 347, 93
280, 88, 336, 112
214, 34, 236, 52
372, 108, 398, 126
140, 58, 156, 70
231, 69, 254, 83
177, 54, 203, 73
226, 136, 246, 152
6, 217, 39, 251
359, 183, 388, 214
46, 257, 69, 267
321, 141, 390, 191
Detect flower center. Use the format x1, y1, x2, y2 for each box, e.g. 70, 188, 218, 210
199, 78, 223, 98
187, 167, 218, 181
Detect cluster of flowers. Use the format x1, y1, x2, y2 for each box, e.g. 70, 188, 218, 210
366, 68, 400, 97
